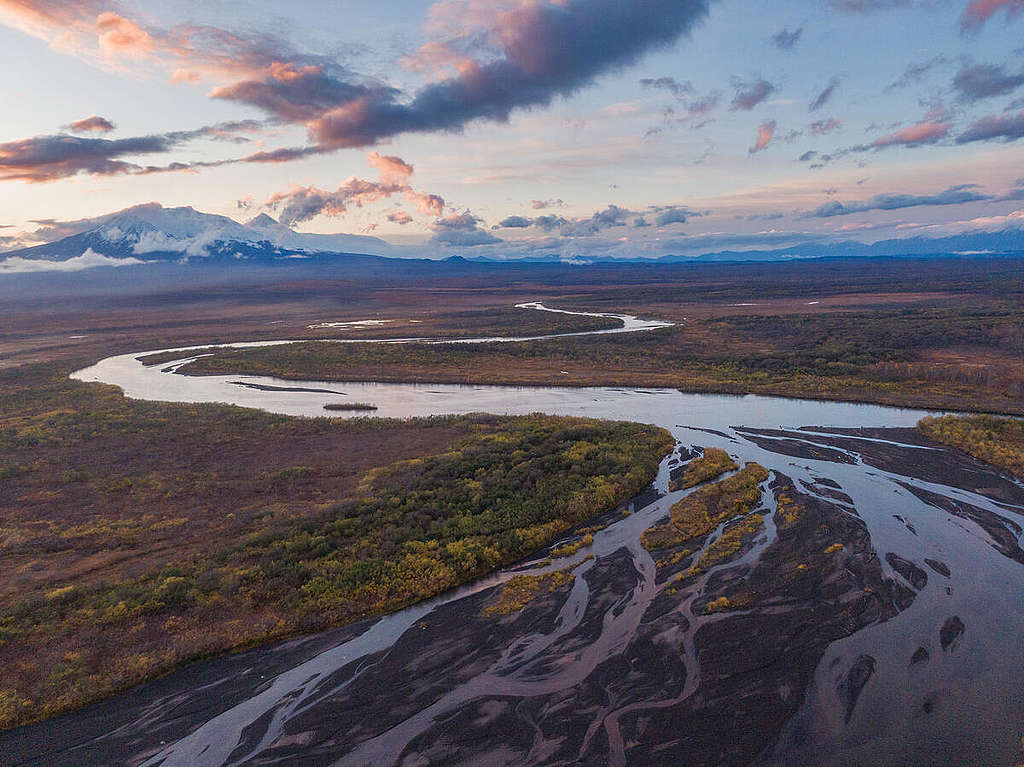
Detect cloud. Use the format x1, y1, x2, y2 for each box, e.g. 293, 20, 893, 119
831, 0, 912, 11
209, 61, 377, 123
996, 178, 1024, 200
432, 210, 483, 230
809, 76, 840, 111
430, 210, 501, 245
95, 11, 154, 57
681, 91, 721, 120
886, 55, 950, 90
652, 205, 695, 225
952, 62, 1024, 102
366, 150, 414, 185
495, 215, 533, 228
749, 120, 776, 153
0, 0, 307, 84
0, 120, 264, 182
808, 116, 842, 135
560, 204, 632, 235
531, 198, 565, 209
867, 118, 949, 149
770, 26, 803, 51
1, 0, 717, 178
265, 151, 444, 225
660, 229, 822, 255
492, 212, 579, 231
431, 229, 504, 246
0, 247, 145, 273
0, 131, 190, 182
961, 0, 1024, 33
955, 108, 1024, 142
534, 214, 570, 231
730, 76, 776, 111
807, 184, 992, 217
62, 114, 115, 133
640, 76, 694, 97
386, 209, 414, 224
306, 0, 715, 148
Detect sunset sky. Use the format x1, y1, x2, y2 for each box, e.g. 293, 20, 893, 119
2, 0, 1024, 259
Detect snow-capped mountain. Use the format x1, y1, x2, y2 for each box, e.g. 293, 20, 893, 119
0, 203, 398, 271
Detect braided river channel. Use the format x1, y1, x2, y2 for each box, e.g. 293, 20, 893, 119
5, 303, 1024, 766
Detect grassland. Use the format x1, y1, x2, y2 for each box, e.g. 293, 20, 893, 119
0, 362, 672, 730
918, 415, 1024, 479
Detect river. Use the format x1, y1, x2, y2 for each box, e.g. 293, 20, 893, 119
5, 303, 1024, 766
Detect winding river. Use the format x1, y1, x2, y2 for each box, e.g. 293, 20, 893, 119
5, 303, 1024, 767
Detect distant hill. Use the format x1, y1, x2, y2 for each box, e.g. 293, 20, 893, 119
655, 229, 1024, 263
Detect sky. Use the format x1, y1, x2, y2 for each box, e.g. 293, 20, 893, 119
2, 0, 1024, 259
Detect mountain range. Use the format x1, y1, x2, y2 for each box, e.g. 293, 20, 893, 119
1, 202, 1023, 273
0, 203, 398, 272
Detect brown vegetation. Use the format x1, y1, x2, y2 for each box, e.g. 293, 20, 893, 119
179, 301, 1024, 415
642, 463, 769, 550
482, 569, 576, 617
670, 447, 737, 491
0, 363, 671, 730
918, 414, 1024, 479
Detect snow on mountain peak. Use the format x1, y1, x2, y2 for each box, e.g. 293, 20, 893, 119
245, 213, 281, 229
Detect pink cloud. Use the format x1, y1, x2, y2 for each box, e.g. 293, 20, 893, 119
405, 189, 446, 216
870, 120, 949, 148
960, 0, 1024, 32
95, 11, 153, 56
750, 120, 776, 154
367, 151, 414, 186
264, 151, 445, 224
62, 114, 115, 133
171, 67, 201, 83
